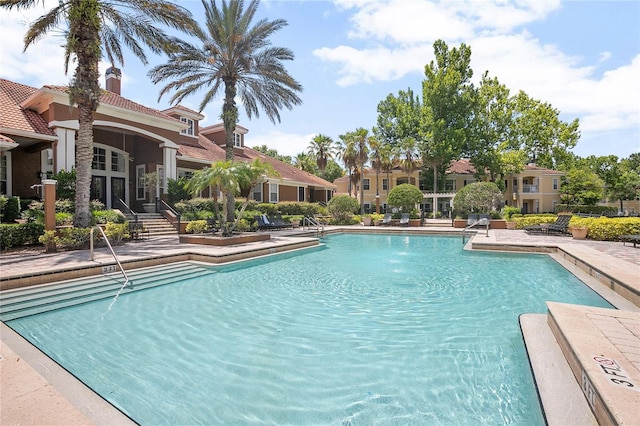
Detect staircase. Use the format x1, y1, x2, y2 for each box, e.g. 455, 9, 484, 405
128, 213, 178, 237
0, 262, 214, 321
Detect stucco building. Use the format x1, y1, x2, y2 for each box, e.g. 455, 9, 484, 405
0, 71, 334, 213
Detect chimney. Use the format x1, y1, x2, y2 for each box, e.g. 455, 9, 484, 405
105, 67, 122, 95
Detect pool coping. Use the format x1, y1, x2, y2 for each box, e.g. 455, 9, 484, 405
1, 228, 639, 424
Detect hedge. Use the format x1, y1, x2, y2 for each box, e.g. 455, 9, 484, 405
555, 204, 618, 216
569, 217, 640, 241
513, 214, 558, 229
0, 222, 44, 249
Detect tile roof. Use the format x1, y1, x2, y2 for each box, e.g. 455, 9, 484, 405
177, 135, 335, 188
42, 85, 182, 124
0, 79, 55, 137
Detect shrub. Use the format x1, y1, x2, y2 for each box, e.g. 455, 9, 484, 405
554, 204, 618, 216
103, 222, 128, 245
568, 217, 640, 241
90, 199, 106, 211
167, 177, 191, 204
0, 195, 6, 221
51, 169, 76, 200
453, 182, 503, 214
55, 227, 93, 250
234, 218, 252, 232
55, 212, 73, 226
513, 214, 558, 229
501, 206, 520, 221
175, 198, 218, 215
94, 210, 125, 224
0, 223, 44, 249
2, 196, 21, 222
185, 220, 207, 234
327, 195, 359, 222
55, 199, 75, 213
387, 184, 423, 211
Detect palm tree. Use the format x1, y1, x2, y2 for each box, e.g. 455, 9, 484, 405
149, 0, 303, 223
341, 128, 370, 214
368, 136, 383, 212
1, 0, 198, 227
293, 153, 316, 173
379, 144, 395, 205
186, 159, 277, 235
307, 134, 335, 178
338, 133, 357, 197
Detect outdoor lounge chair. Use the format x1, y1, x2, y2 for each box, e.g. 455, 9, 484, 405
255, 215, 279, 230
379, 213, 393, 226
399, 213, 410, 226
524, 214, 572, 235
269, 215, 293, 229
478, 214, 490, 226
467, 214, 479, 226
620, 234, 640, 248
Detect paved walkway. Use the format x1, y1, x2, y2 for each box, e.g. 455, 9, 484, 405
1, 226, 639, 425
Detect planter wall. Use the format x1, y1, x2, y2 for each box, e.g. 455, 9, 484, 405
454, 219, 467, 228
489, 220, 506, 230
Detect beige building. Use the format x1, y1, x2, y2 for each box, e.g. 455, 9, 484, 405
335, 159, 564, 215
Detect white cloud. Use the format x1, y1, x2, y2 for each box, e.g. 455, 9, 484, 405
247, 130, 318, 157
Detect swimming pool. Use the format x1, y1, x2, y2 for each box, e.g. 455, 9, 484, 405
5, 234, 611, 424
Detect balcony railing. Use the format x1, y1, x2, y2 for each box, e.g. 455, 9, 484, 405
522, 184, 538, 193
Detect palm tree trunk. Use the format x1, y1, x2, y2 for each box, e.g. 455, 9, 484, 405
74, 107, 94, 227
223, 81, 238, 226
432, 164, 438, 219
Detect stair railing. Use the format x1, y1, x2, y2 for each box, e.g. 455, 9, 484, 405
158, 199, 181, 232
90, 226, 130, 288
113, 197, 138, 223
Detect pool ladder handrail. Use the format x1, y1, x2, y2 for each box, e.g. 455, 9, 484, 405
462, 218, 489, 244
90, 226, 131, 288
303, 216, 325, 238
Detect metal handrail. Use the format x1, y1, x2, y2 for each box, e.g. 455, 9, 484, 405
90, 226, 130, 288
462, 219, 489, 244
303, 216, 325, 237
113, 197, 138, 223
158, 199, 181, 231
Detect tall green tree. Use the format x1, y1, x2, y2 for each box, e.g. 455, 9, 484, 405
396, 137, 419, 181
468, 72, 525, 184
1, 0, 198, 227
560, 168, 605, 206
252, 145, 292, 164
420, 40, 475, 218
512, 91, 579, 169
150, 0, 303, 223
292, 153, 317, 173
307, 134, 335, 178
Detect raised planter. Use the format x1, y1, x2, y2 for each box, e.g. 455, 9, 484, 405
505, 221, 516, 230
490, 219, 507, 230
179, 233, 270, 246
408, 219, 421, 227
454, 219, 467, 228
362, 216, 373, 226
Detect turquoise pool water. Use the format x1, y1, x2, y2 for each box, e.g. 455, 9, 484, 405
7, 234, 611, 425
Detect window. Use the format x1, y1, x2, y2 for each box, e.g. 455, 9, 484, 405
136, 165, 145, 200
111, 151, 125, 172
233, 133, 242, 148
512, 179, 518, 188
463, 179, 475, 186
382, 178, 388, 191
92, 147, 106, 170
178, 169, 193, 179
0, 153, 8, 194
363, 178, 370, 191
269, 183, 278, 203
298, 186, 305, 202
180, 117, 194, 136
552, 178, 558, 190
396, 177, 408, 185
40, 149, 54, 179
445, 180, 455, 191
253, 183, 263, 202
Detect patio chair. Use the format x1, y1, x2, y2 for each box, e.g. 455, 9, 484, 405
478, 213, 490, 226
399, 213, 410, 226
379, 213, 393, 226
466, 214, 479, 226
524, 214, 572, 235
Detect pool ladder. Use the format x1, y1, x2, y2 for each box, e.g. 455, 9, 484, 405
90, 226, 131, 288
303, 216, 325, 238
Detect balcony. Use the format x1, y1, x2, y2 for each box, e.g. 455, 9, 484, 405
522, 184, 538, 193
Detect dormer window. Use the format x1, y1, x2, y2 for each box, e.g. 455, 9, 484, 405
181, 117, 194, 136
233, 132, 242, 148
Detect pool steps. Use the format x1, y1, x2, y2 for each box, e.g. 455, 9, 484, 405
0, 262, 213, 321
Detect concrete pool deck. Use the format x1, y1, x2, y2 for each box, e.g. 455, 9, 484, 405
1, 226, 639, 425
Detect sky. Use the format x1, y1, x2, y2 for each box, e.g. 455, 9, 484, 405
2, 0, 639, 161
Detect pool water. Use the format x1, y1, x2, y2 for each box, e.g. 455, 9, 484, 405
7, 234, 611, 425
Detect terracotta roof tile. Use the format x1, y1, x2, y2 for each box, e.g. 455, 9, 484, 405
0, 79, 55, 137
